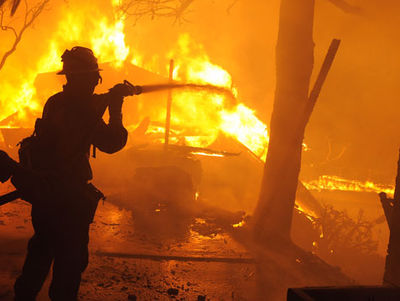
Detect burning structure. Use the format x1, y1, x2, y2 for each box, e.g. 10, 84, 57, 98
1, 0, 400, 300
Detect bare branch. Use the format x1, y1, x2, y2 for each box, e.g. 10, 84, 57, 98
115, 0, 196, 24
11, 0, 21, 15
0, 0, 22, 16
0, 0, 49, 71
314, 205, 378, 256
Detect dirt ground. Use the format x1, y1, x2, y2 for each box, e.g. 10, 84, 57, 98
0, 182, 257, 300
1, 178, 369, 301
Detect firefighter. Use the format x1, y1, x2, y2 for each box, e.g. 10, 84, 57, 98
5, 46, 137, 300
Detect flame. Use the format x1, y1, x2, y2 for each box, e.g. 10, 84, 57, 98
91, 19, 130, 68
163, 34, 270, 159
190, 152, 225, 158
169, 34, 232, 87
232, 220, 245, 228
2, 0, 271, 160
220, 104, 269, 160
0, 0, 129, 126
295, 204, 317, 222
2, 0, 390, 209
303, 175, 394, 196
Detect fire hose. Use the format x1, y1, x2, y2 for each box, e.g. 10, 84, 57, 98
123, 80, 237, 103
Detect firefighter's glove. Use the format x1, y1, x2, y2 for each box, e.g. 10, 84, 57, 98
108, 84, 125, 115
109, 82, 141, 118
110, 83, 134, 97
109, 81, 141, 98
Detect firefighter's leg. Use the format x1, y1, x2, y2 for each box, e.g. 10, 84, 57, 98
49, 220, 90, 301
14, 212, 55, 300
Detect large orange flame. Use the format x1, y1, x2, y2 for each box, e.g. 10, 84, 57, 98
0, 0, 392, 200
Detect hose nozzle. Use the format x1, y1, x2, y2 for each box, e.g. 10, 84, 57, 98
124, 80, 142, 95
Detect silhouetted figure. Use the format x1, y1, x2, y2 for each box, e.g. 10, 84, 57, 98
3, 46, 137, 300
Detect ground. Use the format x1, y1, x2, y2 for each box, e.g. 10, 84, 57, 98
0, 181, 257, 301
0, 180, 365, 301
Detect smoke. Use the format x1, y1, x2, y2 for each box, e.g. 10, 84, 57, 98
302, 0, 400, 184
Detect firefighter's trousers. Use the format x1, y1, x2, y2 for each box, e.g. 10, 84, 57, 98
14, 202, 91, 301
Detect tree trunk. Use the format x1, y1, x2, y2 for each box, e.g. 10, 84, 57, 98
380, 152, 400, 286
253, 0, 315, 242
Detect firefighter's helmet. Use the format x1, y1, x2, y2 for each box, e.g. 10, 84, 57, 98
56, 46, 102, 75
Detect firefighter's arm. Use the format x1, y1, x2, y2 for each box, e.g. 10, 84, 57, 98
92, 89, 128, 154
92, 120, 128, 154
